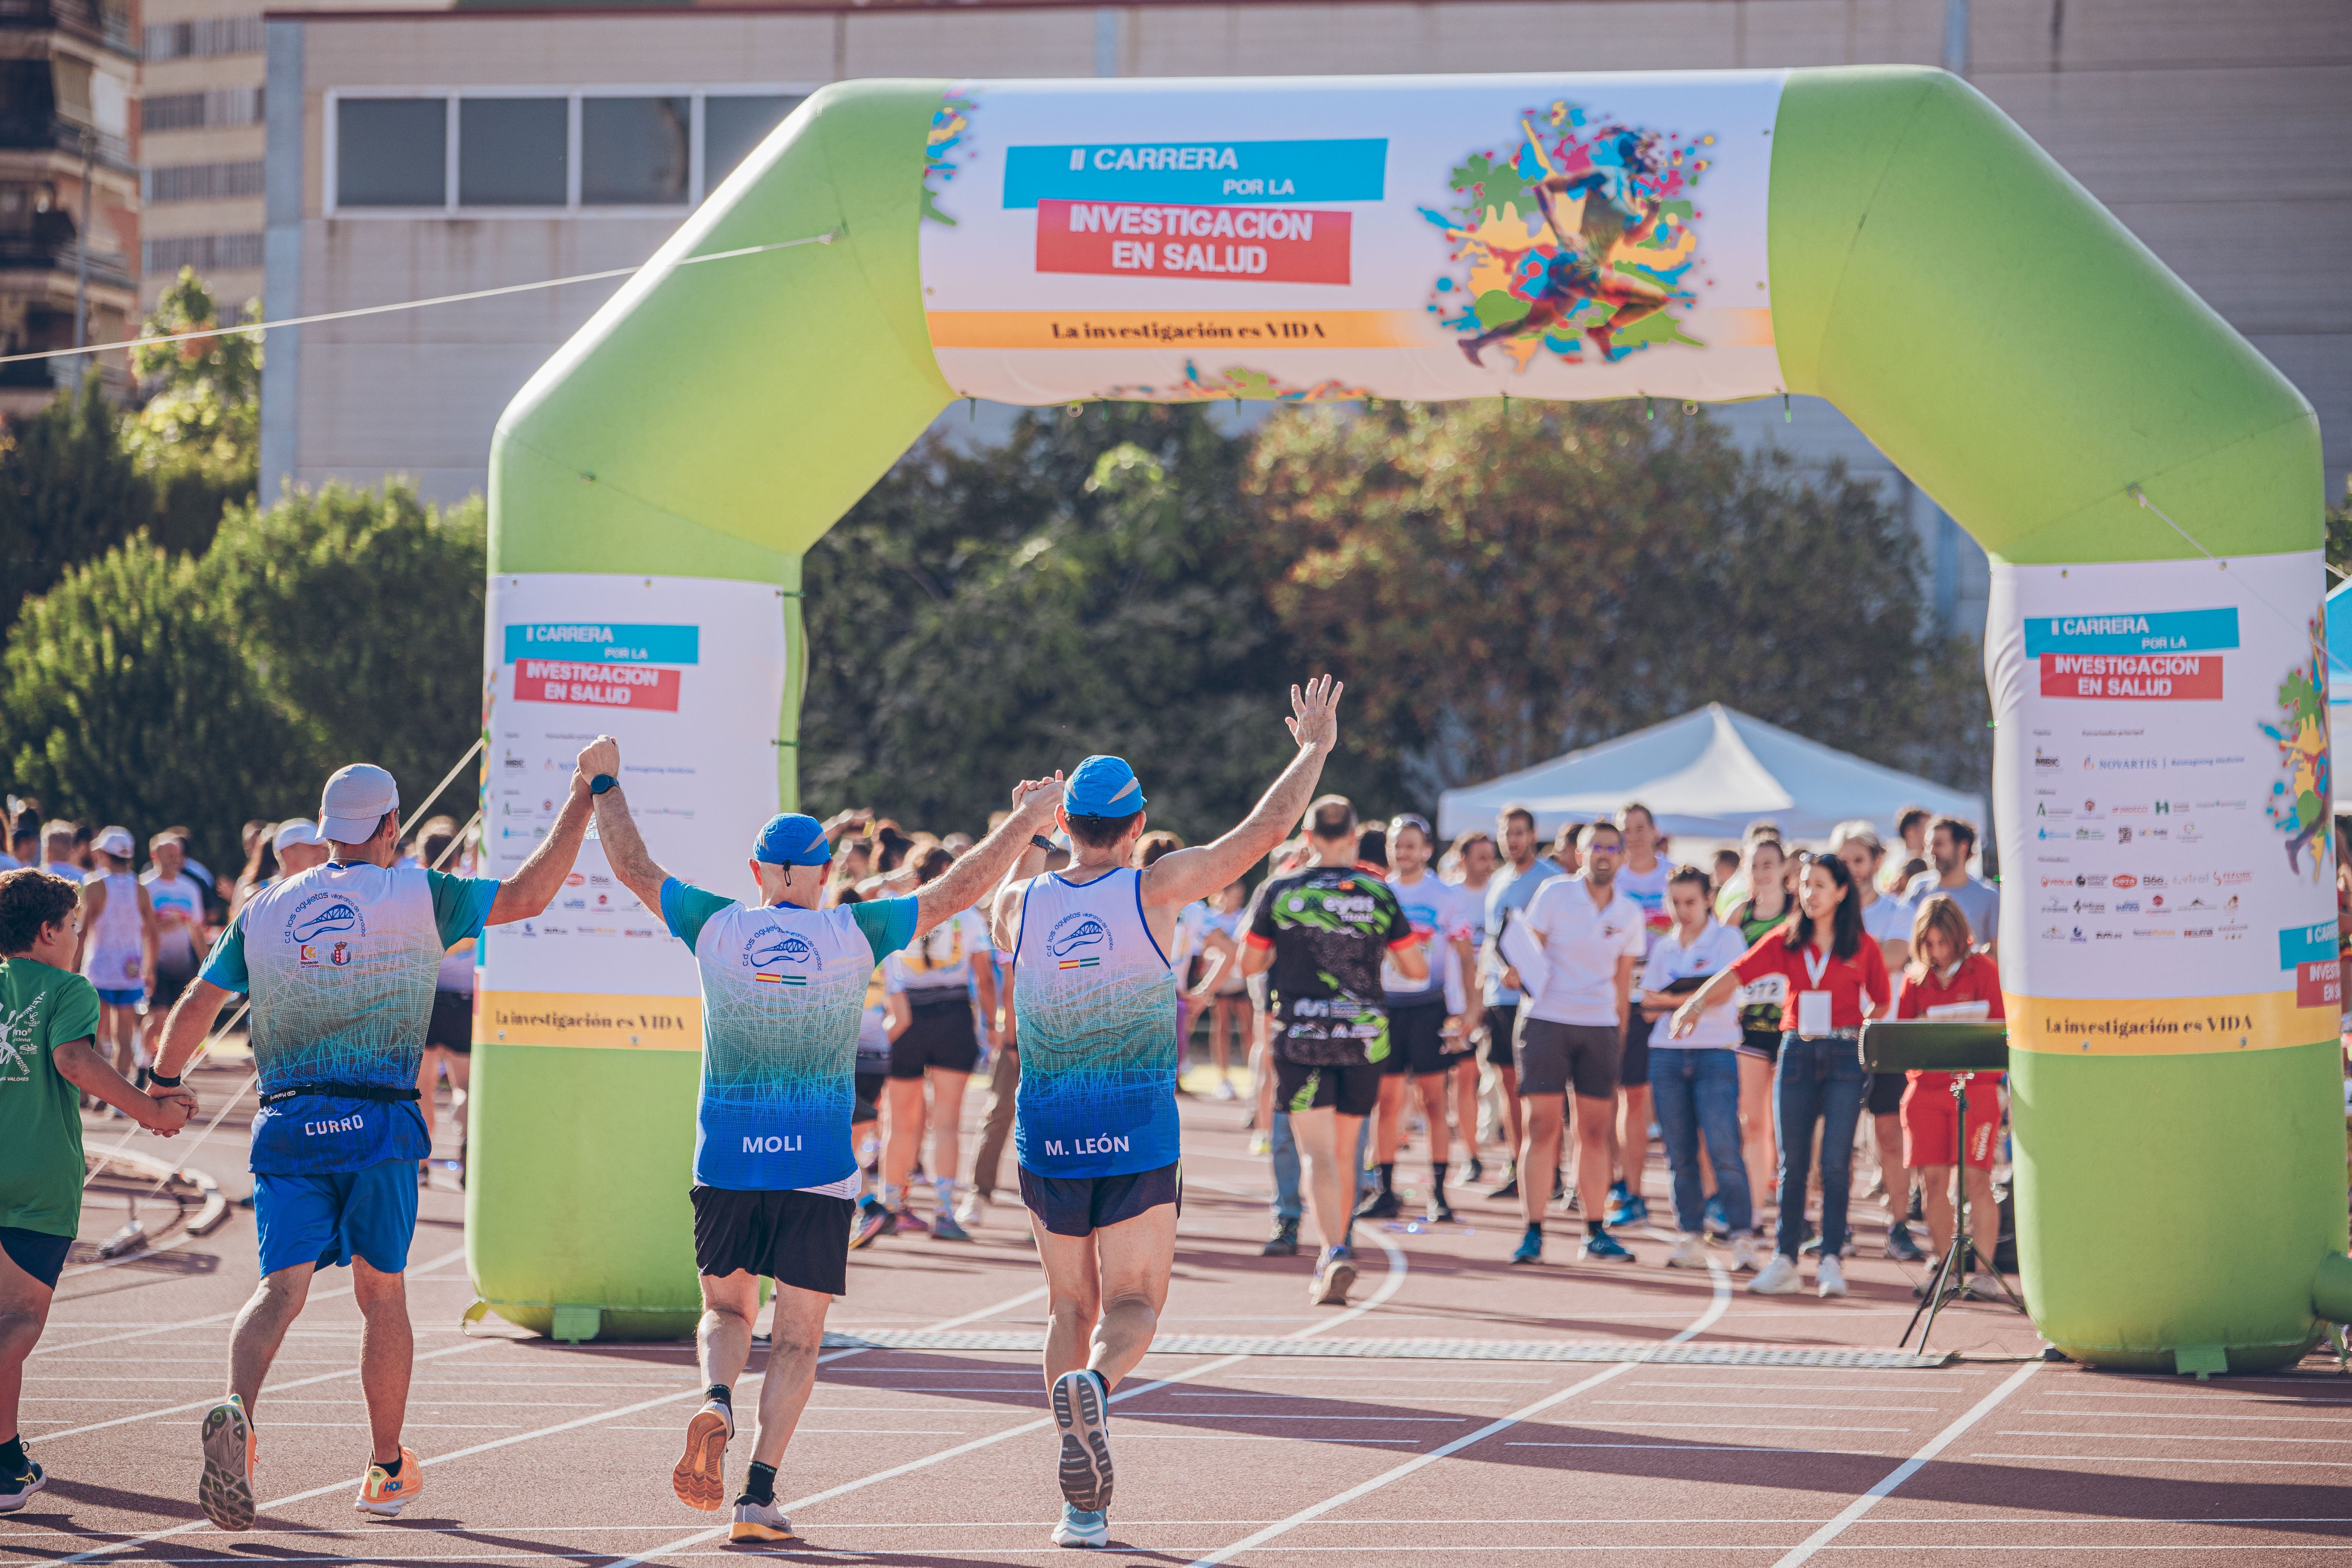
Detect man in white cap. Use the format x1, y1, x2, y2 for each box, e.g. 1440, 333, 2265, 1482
151, 744, 609, 1529
272, 820, 329, 878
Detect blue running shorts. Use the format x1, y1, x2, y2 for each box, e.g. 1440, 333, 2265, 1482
254, 1157, 419, 1277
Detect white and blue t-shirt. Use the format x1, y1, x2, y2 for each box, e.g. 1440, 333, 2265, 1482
662, 880, 916, 1195
1383, 872, 1471, 1009
1010, 866, 1179, 1179
202, 862, 499, 1175
1483, 860, 1563, 1007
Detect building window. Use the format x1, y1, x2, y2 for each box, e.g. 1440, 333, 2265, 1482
705, 95, 802, 187
145, 87, 265, 133
581, 96, 688, 205
144, 16, 264, 62
145, 160, 267, 203
458, 98, 566, 206
338, 98, 446, 207
144, 232, 266, 273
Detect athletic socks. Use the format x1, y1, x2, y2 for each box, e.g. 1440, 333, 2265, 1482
1586, 1219, 1608, 1239
1376, 1163, 1395, 1194
376, 1454, 402, 1477
743, 1461, 777, 1506
879, 1183, 903, 1211
0, 1434, 23, 1471
706, 1383, 731, 1409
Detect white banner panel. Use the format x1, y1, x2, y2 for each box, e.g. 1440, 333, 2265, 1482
920, 72, 1785, 407
1987, 551, 2337, 1053
478, 573, 788, 1045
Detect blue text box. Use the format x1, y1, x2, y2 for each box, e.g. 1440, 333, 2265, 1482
2279, 921, 2335, 970
504, 622, 699, 665
2023, 607, 2239, 657
1003, 139, 1387, 209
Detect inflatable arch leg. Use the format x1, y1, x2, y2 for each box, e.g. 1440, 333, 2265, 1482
477, 67, 2340, 1368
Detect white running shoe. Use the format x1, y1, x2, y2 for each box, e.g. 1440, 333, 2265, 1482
1052, 1503, 1110, 1548
1731, 1234, 1762, 1273
953, 1192, 988, 1229
1663, 1233, 1710, 1270
1748, 1254, 1802, 1294
1213, 1079, 1240, 1102
197, 1394, 256, 1531
1816, 1254, 1848, 1298
1963, 1272, 2003, 1301
729, 1498, 794, 1543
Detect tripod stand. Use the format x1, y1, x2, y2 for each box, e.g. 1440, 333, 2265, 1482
1897, 1069, 2030, 1357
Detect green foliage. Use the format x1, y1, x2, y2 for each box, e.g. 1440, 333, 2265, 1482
1, 481, 486, 872
127, 270, 261, 559
2327, 474, 2352, 583
0, 374, 151, 628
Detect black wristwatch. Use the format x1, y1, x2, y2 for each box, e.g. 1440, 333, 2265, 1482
1030, 833, 1056, 853
590, 774, 617, 795
149, 1071, 182, 1088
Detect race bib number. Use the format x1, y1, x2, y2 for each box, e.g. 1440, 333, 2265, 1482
1796, 989, 1833, 1037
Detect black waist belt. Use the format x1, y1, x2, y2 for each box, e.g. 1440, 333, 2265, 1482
258, 1083, 423, 1109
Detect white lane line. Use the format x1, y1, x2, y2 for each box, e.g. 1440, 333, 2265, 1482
2019, 1410, 2352, 1423
1180, 1253, 1733, 1568
35, 1244, 471, 1355
1768, 1361, 2040, 1568
1997, 1430, 2352, 1443
1971, 1452, 2352, 1469
58, 1278, 1050, 1562
2042, 1390, 2352, 1405
606, 1230, 1414, 1568
29, 1338, 494, 1443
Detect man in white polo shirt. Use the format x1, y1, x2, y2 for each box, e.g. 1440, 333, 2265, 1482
1504, 821, 1646, 1267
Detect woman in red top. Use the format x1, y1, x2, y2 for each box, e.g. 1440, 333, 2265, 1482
1672, 851, 1888, 1299
1894, 895, 2005, 1298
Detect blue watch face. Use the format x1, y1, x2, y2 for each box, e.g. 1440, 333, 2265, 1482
591, 774, 616, 795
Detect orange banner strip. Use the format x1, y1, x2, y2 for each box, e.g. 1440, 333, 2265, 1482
477, 990, 701, 1051
926, 310, 1411, 351
2004, 991, 2334, 1057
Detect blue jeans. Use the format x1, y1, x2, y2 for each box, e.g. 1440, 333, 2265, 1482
1649, 1047, 1750, 1236
1270, 1112, 1370, 1223
1773, 1034, 1866, 1260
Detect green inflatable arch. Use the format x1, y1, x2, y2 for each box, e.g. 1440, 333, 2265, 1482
472, 66, 2343, 1372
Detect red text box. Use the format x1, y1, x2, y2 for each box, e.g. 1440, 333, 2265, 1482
1037, 199, 1351, 284
517, 659, 681, 712
2299, 958, 2341, 1010
2038, 652, 2223, 701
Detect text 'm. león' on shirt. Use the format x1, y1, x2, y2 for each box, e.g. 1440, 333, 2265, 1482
662, 878, 916, 1196
201, 862, 499, 1174
1519, 873, 1647, 1029
1009, 865, 1180, 1179
1247, 864, 1414, 1067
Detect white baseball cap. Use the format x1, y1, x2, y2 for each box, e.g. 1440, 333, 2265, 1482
319, 764, 399, 843
94, 825, 134, 858
273, 818, 325, 853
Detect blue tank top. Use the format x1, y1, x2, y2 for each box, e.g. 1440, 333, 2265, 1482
1011, 866, 1180, 1178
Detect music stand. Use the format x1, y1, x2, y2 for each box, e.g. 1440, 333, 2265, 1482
1857, 1020, 2028, 1355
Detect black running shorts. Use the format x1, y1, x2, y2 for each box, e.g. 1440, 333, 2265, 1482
1513, 1016, 1621, 1101
1868, 1069, 1907, 1116
1273, 1056, 1381, 1118
1738, 1027, 1783, 1064
1483, 1004, 1520, 1067
425, 989, 473, 1055
691, 1186, 853, 1296
150, 959, 199, 1011
1384, 998, 1452, 1077
1018, 1160, 1181, 1238
1619, 1010, 1653, 1092
889, 998, 981, 1080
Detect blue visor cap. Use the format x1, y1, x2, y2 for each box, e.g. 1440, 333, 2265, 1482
1066, 755, 1147, 818
753, 813, 833, 867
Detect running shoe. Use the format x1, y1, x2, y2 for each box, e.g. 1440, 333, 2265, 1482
1885, 1223, 1926, 1263
1214, 1078, 1240, 1102
1962, 1272, 2004, 1301
1310, 1248, 1357, 1306
1459, 1157, 1483, 1186
1748, 1254, 1801, 1294
1354, 1188, 1401, 1221
1424, 1191, 1457, 1225
1603, 1181, 1635, 1225
197, 1394, 257, 1531
672, 1398, 733, 1511
0, 1454, 45, 1515
1663, 1232, 1709, 1270
354, 1445, 423, 1517
1702, 1193, 1729, 1239
1616, 1193, 1650, 1227
1816, 1255, 1848, 1298
1579, 1230, 1637, 1265
730, 1498, 795, 1543
893, 1205, 931, 1236
1261, 1217, 1299, 1258
1247, 1132, 1272, 1156
1490, 1175, 1521, 1201
931, 1211, 974, 1244
1051, 1503, 1110, 1548
849, 1199, 897, 1250
1051, 1369, 1114, 1513
1730, 1234, 1763, 1272
954, 1192, 988, 1229
1510, 1225, 1543, 1266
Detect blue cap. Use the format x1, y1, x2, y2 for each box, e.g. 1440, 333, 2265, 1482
1066, 755, 1147, 818
753, 813, 833, 867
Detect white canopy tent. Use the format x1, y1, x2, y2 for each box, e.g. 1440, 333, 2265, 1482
1434, 703, 1985, 846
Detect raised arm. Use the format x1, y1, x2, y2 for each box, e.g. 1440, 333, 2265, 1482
1140, 676, 1344, 910
587, 757, 676, 914
914, 775, 1064, 937
486, 736, 609, 927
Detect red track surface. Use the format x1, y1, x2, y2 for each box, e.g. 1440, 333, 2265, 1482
14, 1058, 2352, 1565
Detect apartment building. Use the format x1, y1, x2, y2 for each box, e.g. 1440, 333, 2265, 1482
137, 2, 266, 311
0, 0, 140, 413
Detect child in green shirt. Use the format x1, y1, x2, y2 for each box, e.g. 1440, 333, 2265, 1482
1, 869, 194, 1513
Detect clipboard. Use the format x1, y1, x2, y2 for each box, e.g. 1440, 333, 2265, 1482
1497, 913, 1550, 999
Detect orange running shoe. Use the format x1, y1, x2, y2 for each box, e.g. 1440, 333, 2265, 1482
672, 1399, 733, 1511
197, 1395, 256, 1531
354, 1446, 423, 1517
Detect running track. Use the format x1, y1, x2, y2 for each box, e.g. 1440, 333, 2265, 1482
13, 1058, 2352, 1565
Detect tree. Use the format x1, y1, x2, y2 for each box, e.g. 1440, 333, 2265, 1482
800, 404, 1296, 840
0, 373, 150, 631
126, 269, 260, 557
1245, 400, 1989, 802
3, 539, 307, 873
206, 481, 486, 817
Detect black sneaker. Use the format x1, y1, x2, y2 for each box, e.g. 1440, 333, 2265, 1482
1886, 1223, 1926, 1263
1262, 1218, 1300, 1257
1355, 1188, 1401, 1221
1490, 1176, 1521, 1201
